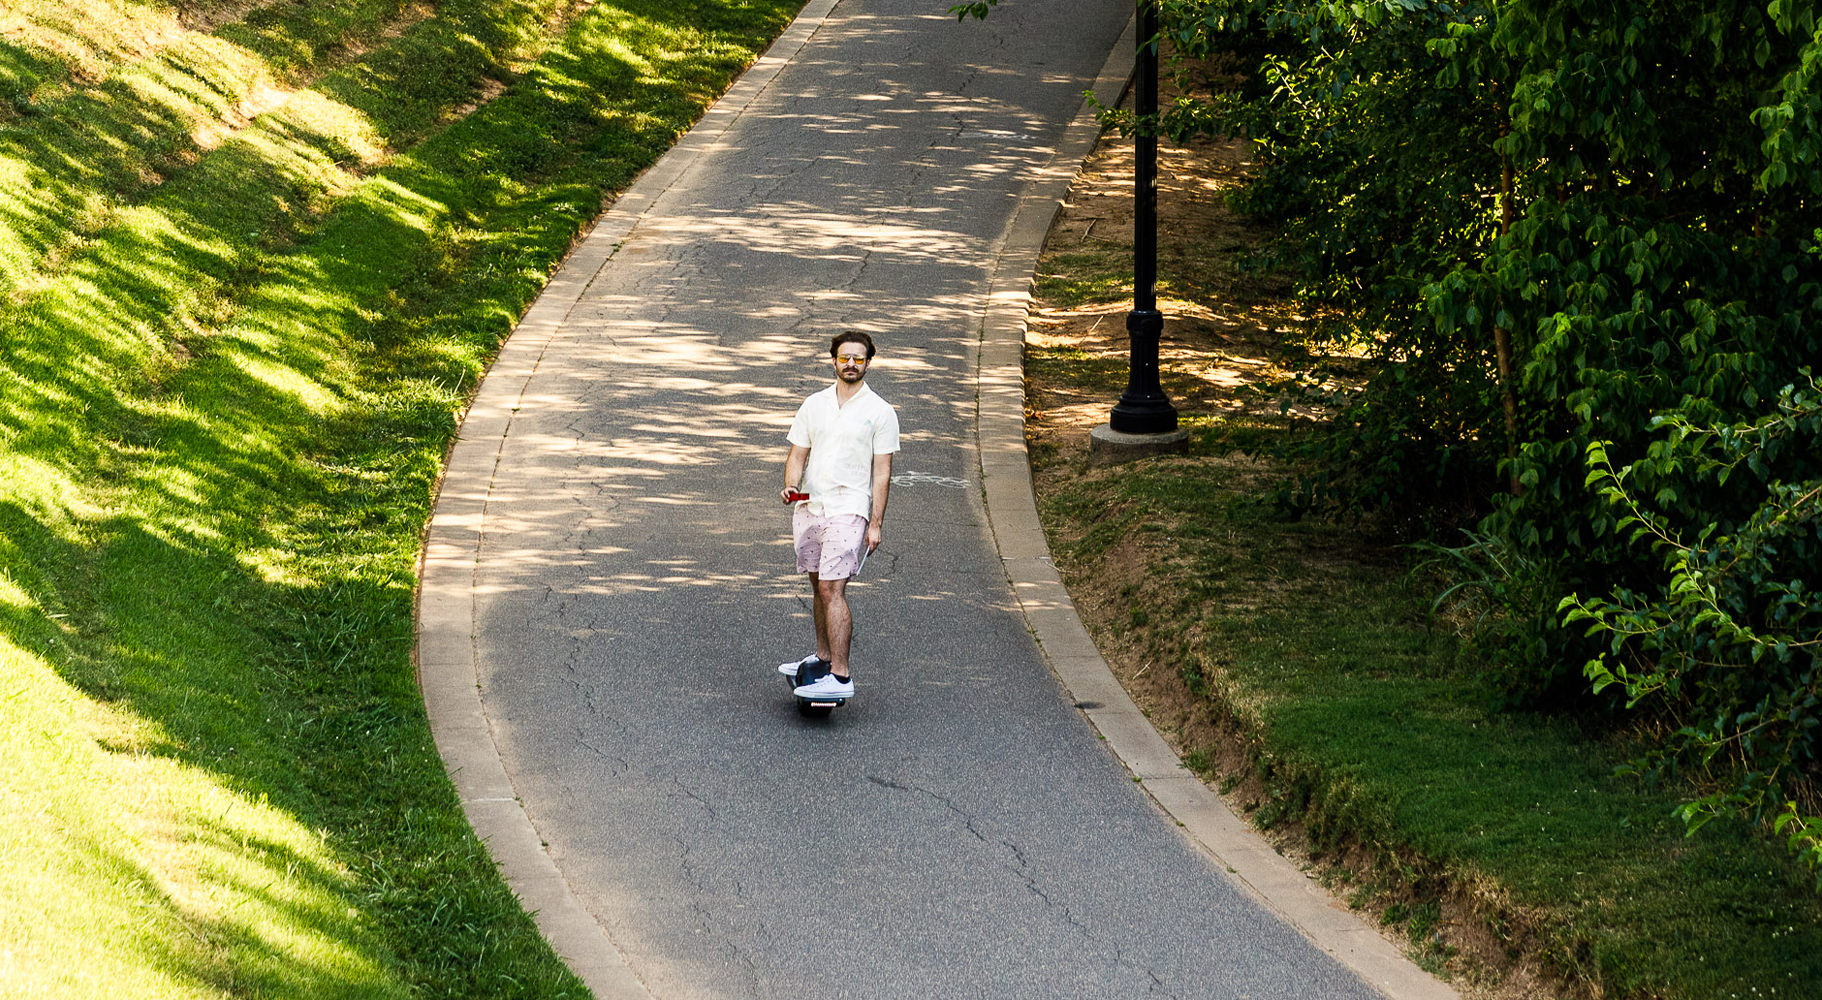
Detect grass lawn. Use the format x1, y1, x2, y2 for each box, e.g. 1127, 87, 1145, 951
1, 1, 800, 996
1023, 120, 1822, 999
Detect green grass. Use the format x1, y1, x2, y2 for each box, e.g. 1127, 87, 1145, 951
1033, 438, 1822, 998
1025, 344, 1128, 396
1, 0, 800, 996
1034, 249, 1132, 307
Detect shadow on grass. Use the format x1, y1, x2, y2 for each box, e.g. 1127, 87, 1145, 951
0, 59, 200, 300
77, 816, 395, 998
0, 0, 586, 307
0, 382, 575, 996
0, 501, 412, 996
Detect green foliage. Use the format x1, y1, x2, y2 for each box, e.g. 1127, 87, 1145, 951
1563, 376, 1822, 883
1149, 1, 1512, 526
948, 0, 1003, 21
1413, 527, 1568, 708
1170, 0, 1822, 873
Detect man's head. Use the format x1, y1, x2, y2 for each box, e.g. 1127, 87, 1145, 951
830, 332, 874, 385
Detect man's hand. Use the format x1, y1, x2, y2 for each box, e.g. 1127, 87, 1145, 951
865, 521, 883, 553
783, 445, 809, 506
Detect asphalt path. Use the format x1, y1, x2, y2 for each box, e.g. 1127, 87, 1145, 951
425, 2, 1397, 997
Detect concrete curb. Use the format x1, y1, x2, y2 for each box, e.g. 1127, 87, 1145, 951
415, 4, 840, 998
970, 18, 1463, 1000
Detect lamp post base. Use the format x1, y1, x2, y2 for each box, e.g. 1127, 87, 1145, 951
1088, 423, 1190, 466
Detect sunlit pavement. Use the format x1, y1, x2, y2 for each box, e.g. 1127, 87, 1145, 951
419, 2, 1402, 997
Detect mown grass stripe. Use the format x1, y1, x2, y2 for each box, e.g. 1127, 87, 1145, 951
0, 0, 592, 310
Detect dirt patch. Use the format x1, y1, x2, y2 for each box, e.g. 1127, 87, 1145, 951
1029, 129, 1297, 439
168, 0, 275, 33
1023, 74, 1580, 1000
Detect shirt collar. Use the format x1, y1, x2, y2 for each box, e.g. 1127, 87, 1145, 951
826, 381, 874, 405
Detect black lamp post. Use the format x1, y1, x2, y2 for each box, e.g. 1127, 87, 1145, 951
1108, 1, 1178, 435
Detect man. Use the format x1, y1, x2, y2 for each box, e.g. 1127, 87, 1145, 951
776, 331, 900, 699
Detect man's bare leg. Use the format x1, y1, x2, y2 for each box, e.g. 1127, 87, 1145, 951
814, 575, 852, 677
808, 572, 833, 664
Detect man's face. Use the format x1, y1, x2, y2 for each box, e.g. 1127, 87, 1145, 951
832, 343, 870, 384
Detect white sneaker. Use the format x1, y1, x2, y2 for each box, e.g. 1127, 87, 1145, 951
794, 672, 854, 699
778, 654, 825, 677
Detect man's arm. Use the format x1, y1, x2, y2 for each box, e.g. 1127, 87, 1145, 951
865, 452, 892, 551
781, 444, 809, 505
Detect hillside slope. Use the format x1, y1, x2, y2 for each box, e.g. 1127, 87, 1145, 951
0, 1, 798, 995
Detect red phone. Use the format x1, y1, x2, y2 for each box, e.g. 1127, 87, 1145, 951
785, 490, 809, 503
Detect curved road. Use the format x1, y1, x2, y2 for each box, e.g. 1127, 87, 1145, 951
419, 2, 1445, 998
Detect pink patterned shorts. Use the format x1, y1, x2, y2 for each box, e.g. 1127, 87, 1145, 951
793, 509, 868, 579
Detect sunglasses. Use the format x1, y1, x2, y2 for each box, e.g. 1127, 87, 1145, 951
835, 355, 870, 365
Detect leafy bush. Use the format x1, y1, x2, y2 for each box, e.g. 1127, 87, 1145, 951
1564, 376, 1822, 882
1151, 0, 1822, 871
1155, 1, 1511, 527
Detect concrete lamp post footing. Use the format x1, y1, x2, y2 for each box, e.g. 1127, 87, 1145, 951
1088, 424, 1190, 465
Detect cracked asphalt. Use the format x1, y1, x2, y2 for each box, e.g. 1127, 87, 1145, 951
443, 1, 1391, 997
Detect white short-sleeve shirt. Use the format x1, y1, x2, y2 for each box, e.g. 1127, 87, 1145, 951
787, 383, 900, 519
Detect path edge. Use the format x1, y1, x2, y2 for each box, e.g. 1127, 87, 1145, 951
971, 18, 1463, 1000
414, 3, 839, 998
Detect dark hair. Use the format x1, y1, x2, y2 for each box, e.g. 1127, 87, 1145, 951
830, 331, 876, 359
